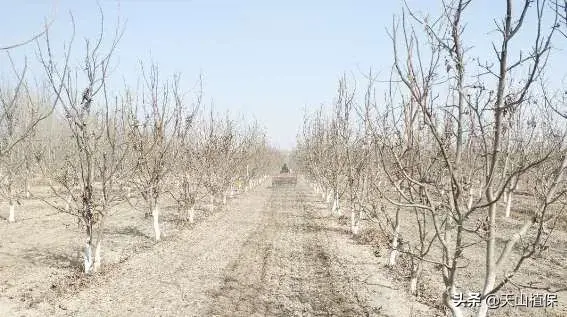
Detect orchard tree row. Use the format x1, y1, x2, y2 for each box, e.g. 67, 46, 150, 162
295, 1, 567, 316
0, 14, 281, 275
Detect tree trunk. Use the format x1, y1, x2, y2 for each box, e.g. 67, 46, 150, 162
388, 227, 399, 267
188, 206, 195, 224
65, 193, 72, 212
505, 191, 513, 218
25, 179, 31, 199
409, 260, 422, 296
388, 208, 401, 266
467, 186, 475, 210
443, 286, 463, 317
351, 203, 360, 235
93, 238, 102, 272
153, 204, 161, 241
478, 202, 497, 317
332, 192, 341, 216
8, 200, 15, 223
210, 194, 215, 211
83, 223, 94, 274
83, 242, 93, 274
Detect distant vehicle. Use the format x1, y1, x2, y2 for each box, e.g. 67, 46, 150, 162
273, 163, 297, 186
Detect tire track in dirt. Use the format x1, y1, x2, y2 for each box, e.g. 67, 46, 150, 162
207, 182, 373, 316
20, 179, 384, 316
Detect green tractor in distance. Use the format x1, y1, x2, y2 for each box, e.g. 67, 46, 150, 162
273, 163, 297, 186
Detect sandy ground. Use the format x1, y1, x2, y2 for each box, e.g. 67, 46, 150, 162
1, 179, 436, 317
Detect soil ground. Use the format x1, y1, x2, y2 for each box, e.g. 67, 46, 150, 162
1, 178, 436, 317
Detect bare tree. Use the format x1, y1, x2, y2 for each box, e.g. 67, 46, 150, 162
380, 1, 563, 315
0, 54, 56, 223
296, 1, 565, 315
126, 64, 194, 241
37, 11, 128, 274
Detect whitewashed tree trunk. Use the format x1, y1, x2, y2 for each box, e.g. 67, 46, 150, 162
152, 205, 161, 241
505, 191, 513, 218
331, 192, 341, 216
444, 286, 464, 317
210, 194, 215, 210
93, 239, 102, 272
389, 224, 400, 266
478, 269, 497, 317
351, 208, 360, 235
223, 192, 227, 206
65, 193, 72, 212
25, 180, 31, 199
83, 242, 93, 274
188, 206, 195, 224
8, 201, 15, 223
409, 261, 422, 295
126, 186, 131, 199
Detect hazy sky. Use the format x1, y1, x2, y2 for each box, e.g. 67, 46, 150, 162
1, 0, 566, 150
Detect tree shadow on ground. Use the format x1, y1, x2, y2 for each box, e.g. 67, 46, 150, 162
13, 247, 82, 270
107, 225, 151, 239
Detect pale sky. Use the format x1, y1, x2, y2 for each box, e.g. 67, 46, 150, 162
1, 0, 566, 150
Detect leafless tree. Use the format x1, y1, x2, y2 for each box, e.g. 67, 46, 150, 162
380, 0, 563, 315
36, 11, 128, 274
125, 64, 195, 241
0, 55, 56, 223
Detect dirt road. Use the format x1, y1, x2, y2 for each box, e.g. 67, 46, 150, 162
15, 179, 431, 317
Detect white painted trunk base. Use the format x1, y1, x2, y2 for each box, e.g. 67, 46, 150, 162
505, 191, 513, 218
65, 194, 72, 212
8, 203, 15, 223
93, 240, 102, 272
351, 210, 360, 235
331, 196, 341, 216
84, 243, 93, 274
410, 262, 421, 295
444, 286, 464, 317
153, 206, 161, 241
188, 207, 195, 224
388, 225, 400, 266
410, 275, 418, 295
